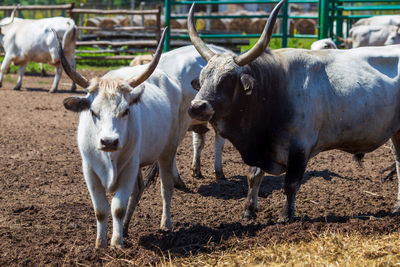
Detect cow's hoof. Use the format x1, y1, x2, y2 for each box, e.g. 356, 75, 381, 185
49, 88, 56, 93
393, 203, 400, 213
215, 172, 226, 181
95, 238, 107, 249
0, 82, 2, 88
13, 86, 21, 91
242, 209, 257, 221
71, 85, 77, 92
192, 171, 204, 179
159, 225, 172, 233
174, 176, 186, 189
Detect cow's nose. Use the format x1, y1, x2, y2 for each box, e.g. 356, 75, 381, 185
100, 138, 119, 151
188, 100, 214, 121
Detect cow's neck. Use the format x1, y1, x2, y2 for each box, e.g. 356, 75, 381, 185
214, 52, 292, 172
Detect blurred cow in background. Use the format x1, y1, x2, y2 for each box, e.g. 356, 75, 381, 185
0, 7, 77, 92
310, 38, 337, 50
338, 25, 400, 48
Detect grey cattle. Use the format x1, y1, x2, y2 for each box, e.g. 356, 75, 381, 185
0, 10, 77, 92
187, 0, 400, 222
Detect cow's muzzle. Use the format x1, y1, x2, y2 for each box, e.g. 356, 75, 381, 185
188, 100, 215, 121
99, 138, 119, 152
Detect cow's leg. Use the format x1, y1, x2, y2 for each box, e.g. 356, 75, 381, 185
158, 155, 176, 231
40, 63, 47, 77
243, 166, 264, 220
123, 170, 144, 237
172, 156, 185, 188
390, 132, 400, 212
279, 146, 307, 223
14, 64, 26, 91
110, 161, 139, 248
49, 63, 62, 93
214, 133, 226, 180
83, 163, 109, 248
191, 131, 205, 178
0, 54, 13, 88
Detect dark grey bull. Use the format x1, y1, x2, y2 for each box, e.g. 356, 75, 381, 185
187, 0, 400, 222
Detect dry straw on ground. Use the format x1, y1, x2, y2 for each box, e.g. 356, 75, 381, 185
158, 231, 400, 266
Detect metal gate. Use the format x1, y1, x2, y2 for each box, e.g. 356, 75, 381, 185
165, 0, 400, 51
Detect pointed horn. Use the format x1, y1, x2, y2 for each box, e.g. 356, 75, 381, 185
128, 27, 167, 88
187, 2, 215, 62
234, 0, 285, 66
0, 4, 19, 27
51, 28, 90, 89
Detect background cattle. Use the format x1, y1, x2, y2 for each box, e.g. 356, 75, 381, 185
310, 38, 337, 50
130, 45, 233, 181
157, 44, 235, 180
353, 15, 400, 27
187, 0, 400, 224
338, 24, 400, 48
0, 13, 77, 92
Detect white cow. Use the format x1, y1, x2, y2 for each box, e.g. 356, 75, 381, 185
339, 25, 400, 48
354, 15, 400, 27
57, 29, 193, 248
0, 13, 77, 92
310, 38, 337, 50
157, 45, 234, 180
384, 27, 400, 45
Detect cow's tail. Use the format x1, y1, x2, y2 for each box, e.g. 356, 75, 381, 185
62, 19, 77, 52
143, 162, 159, 189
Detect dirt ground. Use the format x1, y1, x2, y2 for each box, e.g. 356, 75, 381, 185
0, 71, 400, 266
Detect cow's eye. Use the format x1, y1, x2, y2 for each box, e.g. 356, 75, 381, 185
90, 109, 99, 119
122, 109, 130, 117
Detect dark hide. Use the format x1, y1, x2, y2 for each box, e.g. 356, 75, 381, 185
211, 50, 293, 174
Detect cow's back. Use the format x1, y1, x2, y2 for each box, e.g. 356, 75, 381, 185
276, 46, 400, 156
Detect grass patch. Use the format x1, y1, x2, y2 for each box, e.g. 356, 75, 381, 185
4, 76, 15, 83
162, 231, 400, 266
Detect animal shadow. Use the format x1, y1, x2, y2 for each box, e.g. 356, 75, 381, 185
26, 87, 85, 94
197, 169, 349, 200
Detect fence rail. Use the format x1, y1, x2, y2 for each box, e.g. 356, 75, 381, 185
0, 4, 162, 61
164, 0, 319, 51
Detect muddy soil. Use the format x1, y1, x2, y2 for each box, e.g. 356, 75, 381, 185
0, 71, 399, 266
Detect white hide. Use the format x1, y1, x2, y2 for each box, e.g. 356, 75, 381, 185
310, 38, 337, 50
0, 17, 77, 92
157, 45, 233, 179
345, 25, 400, 48
76, 66, 193, 248
354, 15, 400, 27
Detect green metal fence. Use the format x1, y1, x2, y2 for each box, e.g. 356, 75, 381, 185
165, 0, 400, 51
164, 0, 319, 51
319, 0, 400, 40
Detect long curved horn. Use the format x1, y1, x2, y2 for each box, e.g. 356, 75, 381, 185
0, 5, 19, 27
187, 2, 215, 62
128, 27, 167, 88
234, 0, 285, 66
51, 28, 90, 88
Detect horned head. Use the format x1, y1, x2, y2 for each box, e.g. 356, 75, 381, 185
53, 28, 167, 152
187, 0, 285, 122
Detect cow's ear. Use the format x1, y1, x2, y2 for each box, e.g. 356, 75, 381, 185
129, 84, 145, 105
240, 74, 255, 95
63, 96, 90, 112
191, 77, 200, 91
